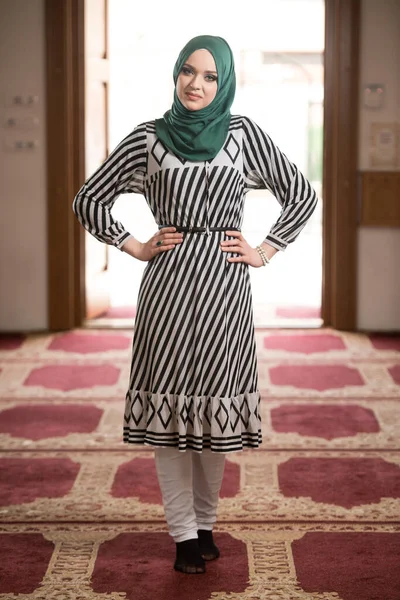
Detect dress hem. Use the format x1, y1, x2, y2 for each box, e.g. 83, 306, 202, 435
123, 388, 262, 454
122, 431, 263, 454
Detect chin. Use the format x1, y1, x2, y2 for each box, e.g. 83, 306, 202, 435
184, 102, 202, 111
178, 95, 201, 111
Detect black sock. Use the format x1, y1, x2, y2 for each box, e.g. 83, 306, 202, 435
197, 529, 220, 560
174, 539, 206, 574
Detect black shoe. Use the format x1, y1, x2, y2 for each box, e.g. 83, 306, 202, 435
197, 529, 220, 561
174, 539, 206, 574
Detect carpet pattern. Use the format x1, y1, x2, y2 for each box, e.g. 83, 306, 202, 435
0, 328, 399, 600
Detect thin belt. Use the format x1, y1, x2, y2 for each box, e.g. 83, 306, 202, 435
158, 225, 241, 234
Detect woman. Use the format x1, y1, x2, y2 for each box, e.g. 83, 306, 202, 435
73, 35, 317, 574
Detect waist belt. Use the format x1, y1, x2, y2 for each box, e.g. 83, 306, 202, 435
158, 225, 240, 233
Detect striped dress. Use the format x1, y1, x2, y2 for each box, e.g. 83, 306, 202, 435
73, 115, 317, 453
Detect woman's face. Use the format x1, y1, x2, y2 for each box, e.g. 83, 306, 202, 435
176, 49, 218, 111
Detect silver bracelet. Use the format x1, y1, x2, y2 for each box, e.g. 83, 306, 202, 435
256, 245, 270, 266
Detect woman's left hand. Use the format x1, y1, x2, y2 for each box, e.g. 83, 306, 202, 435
220, 230, 263, 267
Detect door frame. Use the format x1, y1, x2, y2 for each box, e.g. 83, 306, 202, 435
46, 0, 85, 330
46, 0, 360, 331
322, 0, 360, 330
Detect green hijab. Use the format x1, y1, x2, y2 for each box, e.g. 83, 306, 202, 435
155, 35, 236, 162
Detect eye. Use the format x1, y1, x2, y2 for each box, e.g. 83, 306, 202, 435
181, 66, 193, 76
205, 74, 218, 82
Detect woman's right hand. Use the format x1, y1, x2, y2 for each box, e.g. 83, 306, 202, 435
122, 227, 184, 261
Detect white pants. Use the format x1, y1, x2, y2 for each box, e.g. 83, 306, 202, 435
154, 447, 226, 543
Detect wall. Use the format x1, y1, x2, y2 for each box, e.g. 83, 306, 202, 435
0, 0, 47, 331
0, 0, 399, 332
357, 0, 400, 330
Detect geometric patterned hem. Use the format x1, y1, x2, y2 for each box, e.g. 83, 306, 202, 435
123, 389, 262, 453
122, 429, 263, 453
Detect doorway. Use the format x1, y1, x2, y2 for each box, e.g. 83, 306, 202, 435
45, 0, 359, 332
85, 0, 325, 329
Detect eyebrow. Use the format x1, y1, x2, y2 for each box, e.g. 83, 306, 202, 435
184, 62, 218, 75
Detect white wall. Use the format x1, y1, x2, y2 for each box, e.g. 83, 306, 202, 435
0, 0, 47, 331
357, 0, 400, 330
0, 0, 398, 332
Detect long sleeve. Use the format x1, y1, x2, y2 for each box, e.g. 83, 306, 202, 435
72, 123, 147, 249
242, 116, 318, 251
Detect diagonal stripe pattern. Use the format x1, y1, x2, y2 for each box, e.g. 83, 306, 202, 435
73, 116, 317, 453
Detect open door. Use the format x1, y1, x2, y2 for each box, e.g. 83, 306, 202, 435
84, 0, 111, 319
46, 0, 359, 331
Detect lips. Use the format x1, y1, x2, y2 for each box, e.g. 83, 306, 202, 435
186, 92, 201, 100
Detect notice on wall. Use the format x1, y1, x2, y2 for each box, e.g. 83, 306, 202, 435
369, 122, 399, 168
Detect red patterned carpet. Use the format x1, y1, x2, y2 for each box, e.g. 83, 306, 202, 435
0, 328, 399, 599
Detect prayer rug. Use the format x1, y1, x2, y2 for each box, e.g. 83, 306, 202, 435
0, 328, 399, 599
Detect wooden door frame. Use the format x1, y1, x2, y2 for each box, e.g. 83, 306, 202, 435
46, 0, 360, 331
46, 0, 85, 330
322, 0, 360, 330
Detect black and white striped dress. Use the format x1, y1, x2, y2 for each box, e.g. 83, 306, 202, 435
73, 115, 317, 453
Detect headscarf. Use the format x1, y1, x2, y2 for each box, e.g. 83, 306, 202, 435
155, 35, 236, 162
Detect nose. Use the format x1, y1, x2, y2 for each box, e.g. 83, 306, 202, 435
189, 72, 201, 90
